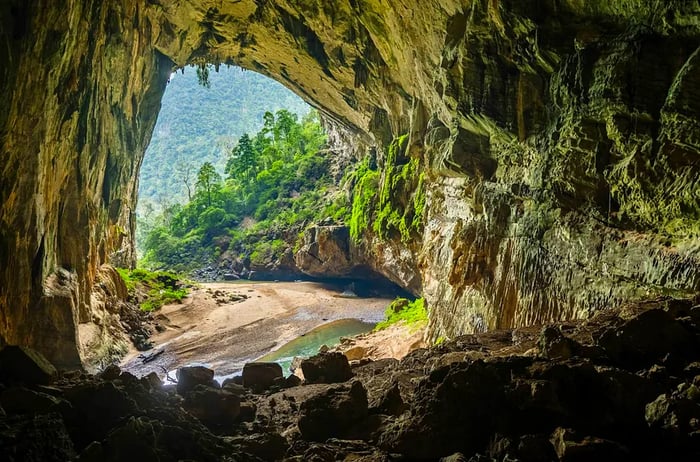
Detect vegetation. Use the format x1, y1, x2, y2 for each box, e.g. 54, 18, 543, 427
348, 134, 426, 243
139, 109, 346, 272
375, 297, 427, 331
137, 70, 428, 275
348, 158, 380, 241
116, 268, 189, 311
137, 65, 309, 216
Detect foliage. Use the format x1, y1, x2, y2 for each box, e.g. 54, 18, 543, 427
347, 134, 426, 243
195, 63, 210, 88
349, 158, 380, 242
140, 109, 339, 271
116, 268, 189, 311
374, 297, 427, 331
137, 65, 309, 224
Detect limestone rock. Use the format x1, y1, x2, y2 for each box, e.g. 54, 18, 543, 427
2, 0, 700, 386
176, 366, 216, 395
295, 225, 359, 277
226, 433, 288, 461
99, 364, 122, 381
0, 387, 63, 415
598, 309, 697, 367
0, 346, 57, 385
301, 352, 353, 384
550, 427, 629, 462
242, 362, 283, 393
538, 327, 580, 360
0, 412, 76, 462
297, 380, 369, 441
344, 345, 368, 361
182, 385, 241, 428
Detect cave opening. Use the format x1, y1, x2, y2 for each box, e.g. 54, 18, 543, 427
121, 62, 412, 381
134, 64, 311, 266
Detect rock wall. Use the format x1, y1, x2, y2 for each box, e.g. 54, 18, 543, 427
1, 0, 699, 366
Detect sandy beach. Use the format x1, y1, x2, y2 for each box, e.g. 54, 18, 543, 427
121, 281, 393, 378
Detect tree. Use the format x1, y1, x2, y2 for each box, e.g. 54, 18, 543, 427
175, 162, 195, 201
195, 162, 221, 207
225, 133, 257, 185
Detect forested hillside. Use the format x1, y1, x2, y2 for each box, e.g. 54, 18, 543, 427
138, 66, 309, 213
139, 109, 352, 275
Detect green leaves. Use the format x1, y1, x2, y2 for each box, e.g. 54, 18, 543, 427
141, 109, 334, 272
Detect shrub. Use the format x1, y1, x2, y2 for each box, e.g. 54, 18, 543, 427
116, 268, 189, 311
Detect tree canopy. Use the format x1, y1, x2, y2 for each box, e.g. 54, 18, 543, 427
139, 109, 348, 272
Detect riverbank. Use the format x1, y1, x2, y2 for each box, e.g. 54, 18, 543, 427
120, 281, 393, 378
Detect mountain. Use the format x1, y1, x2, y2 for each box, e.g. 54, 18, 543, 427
138, 65, 310, 213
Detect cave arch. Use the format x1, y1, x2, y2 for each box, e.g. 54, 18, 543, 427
1, 1, 699, 368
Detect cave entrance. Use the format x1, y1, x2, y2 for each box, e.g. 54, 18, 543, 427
135, 64, 311, 265
134, 64, 405, 297
123, 64, 411, 379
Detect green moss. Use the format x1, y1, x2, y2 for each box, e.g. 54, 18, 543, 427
372, 135, 426, 242
374, 297, 427, 331
349, 157, 380, 242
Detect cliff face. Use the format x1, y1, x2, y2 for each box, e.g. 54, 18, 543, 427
1, 0, 699, 366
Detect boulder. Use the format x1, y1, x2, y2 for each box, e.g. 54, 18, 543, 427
538, 326, 579, 360
645, 382, 700, 441
99, 364, 122, 381
301, 352, 353, 384
63, 381, 140, 449
598, 309, 696, 368
0, 412, 76, 461
516, 434, 558, 462
142, 372, 162, 390
242, 362, 283, 392
343, 345, 367, 361
439, 454, 468, 462
0, 346, 57, 385
76, 415, 239, 461
298, 380, 369, 441
0, 387, 63, 415
221, 380, 247, 397
284, 374, 302, 388
182, 385, 241, 428
549, 427, 629, 462
227, 433, 288, 460
238, 400, 257, 422
176, 366, 216, 395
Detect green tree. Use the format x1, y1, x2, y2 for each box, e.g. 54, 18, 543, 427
225, 133, 257, 185
196, 162, 222, 207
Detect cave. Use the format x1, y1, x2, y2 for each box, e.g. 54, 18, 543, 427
2, 0, 699, 369
1, 1, 700, 458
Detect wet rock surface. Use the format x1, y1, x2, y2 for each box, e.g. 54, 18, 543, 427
1, 297, 700, 460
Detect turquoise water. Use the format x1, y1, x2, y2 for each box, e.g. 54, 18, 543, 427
258, 318, 375, 375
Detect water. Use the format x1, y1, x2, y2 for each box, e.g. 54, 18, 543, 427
258, 318, 375, 375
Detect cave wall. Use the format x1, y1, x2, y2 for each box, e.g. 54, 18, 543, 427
1, 0, 699, 366
0, 0, 171, 368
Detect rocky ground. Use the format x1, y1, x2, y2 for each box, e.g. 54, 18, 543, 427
2, 296, 700, 461
121, 281, 392, 378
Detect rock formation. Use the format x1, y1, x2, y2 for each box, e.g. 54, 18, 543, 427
1, 1, 699, 366
2, 297, 700, 460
